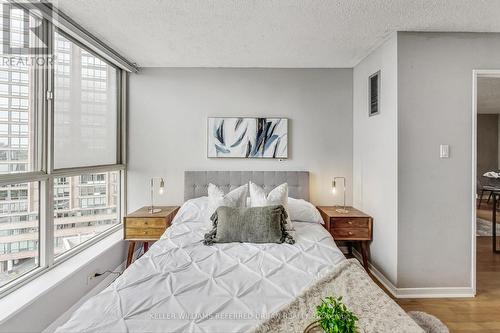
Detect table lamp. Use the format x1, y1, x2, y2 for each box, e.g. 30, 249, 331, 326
149, 177, 165, 214
332, 177, 349, 213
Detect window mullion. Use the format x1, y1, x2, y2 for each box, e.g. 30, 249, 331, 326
120, 169, 126, 224
116, 71, 121, 164
39, 177, 53, 267
51, 164, 126, 177
43, 17, 55, 267
0, 171, 48, 185
119, 70, 127, 216
120, 70, 127, 165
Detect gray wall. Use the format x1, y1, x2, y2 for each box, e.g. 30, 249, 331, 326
477, 114, 498, 178
397, 32, 500, 288
353, 34, 399, 285
128, 68, 353, 210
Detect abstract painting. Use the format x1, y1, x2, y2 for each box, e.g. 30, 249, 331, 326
207, 117, 288, 158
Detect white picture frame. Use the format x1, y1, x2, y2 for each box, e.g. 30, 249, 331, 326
207, 117, 288, 158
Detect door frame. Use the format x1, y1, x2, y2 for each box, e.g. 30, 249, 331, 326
471, 69, 500, 296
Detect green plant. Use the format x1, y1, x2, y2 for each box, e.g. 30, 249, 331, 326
315, 296, 358, 333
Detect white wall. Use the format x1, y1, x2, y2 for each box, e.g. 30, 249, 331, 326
397, 32, 500, 288
128, 68, 353, 210
353, 34, 399, 285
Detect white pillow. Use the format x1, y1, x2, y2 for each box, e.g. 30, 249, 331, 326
288, 197, 324, 224
207, 183, 248, 218
249, 182, 292, 230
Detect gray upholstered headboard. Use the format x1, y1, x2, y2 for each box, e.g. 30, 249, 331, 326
184, 171, 309, 201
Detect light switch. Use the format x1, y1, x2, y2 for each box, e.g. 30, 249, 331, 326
440, 144, 449, 158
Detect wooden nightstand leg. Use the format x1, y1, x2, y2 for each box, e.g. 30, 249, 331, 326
143, 241, 149, 253
360, 241, 369, 271
126, 241, 135, 268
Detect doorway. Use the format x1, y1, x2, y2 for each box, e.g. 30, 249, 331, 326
472, 70, 500, 297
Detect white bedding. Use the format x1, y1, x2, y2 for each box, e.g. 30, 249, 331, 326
56, 198, 345, 333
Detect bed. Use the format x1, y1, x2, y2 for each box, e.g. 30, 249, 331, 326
56, 171, 421, 333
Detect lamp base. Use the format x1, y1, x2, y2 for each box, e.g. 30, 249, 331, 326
335, 208, 349, 214
148, 208, 162, 214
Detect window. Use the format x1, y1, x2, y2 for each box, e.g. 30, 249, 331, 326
0, 3, 126, 295
53, 171, 119, 257
0, 182, 39, 287
54, 32, 118, 169
0, 13, 38, 175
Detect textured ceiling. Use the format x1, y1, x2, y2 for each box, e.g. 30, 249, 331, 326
49, 0, 500, 68
478, 77, 500, 114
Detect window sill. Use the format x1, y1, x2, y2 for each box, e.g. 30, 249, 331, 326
0, 228, 124, 324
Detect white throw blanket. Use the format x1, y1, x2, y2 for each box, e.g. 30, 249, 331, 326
250, 259, 424, 333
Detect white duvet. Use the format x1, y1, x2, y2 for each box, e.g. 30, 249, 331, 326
56, 198, 345, 333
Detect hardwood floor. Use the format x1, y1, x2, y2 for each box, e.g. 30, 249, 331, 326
394, 202, 500, 333
476, 201, 500, 222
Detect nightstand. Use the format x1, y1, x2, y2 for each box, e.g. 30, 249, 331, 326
316, 206, 373, 271
124, 206, 179, 267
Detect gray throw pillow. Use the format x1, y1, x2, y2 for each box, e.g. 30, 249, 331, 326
203, 205, 295, 245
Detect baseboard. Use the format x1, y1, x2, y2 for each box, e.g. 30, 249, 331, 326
351, 249, 399, 296
42, 247, 142, 333
394, 287, 475, 298
351, 249, 475, 299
